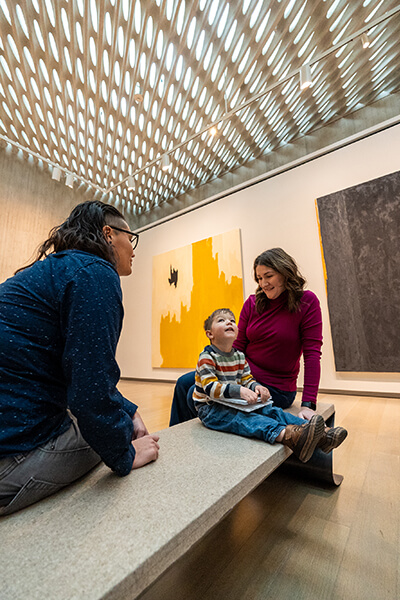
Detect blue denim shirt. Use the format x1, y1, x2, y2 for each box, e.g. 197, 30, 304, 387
0, 250, 136, 476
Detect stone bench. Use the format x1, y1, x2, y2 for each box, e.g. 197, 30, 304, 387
1, 401, 341, 600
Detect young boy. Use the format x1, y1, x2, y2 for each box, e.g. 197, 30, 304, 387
193, 308, 347, 463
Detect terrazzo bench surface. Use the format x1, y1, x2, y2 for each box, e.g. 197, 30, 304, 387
1, 401, 339, 600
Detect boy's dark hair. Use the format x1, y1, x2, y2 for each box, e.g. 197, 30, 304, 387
204, 308, 235, 331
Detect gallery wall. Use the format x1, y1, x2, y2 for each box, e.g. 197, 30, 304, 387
1, 125, 399, 396
0, 148, 85, 283
118, 123, 400, 396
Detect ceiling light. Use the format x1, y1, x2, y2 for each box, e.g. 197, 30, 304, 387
51, 167, 61, 181
127, 176, 135, 190
299, 64, 312, 90
161, 155, 171, 171
361, 33, 370, 49
65, 174, 74, 188
209, 127, 218, 136
134, 83, 143, 103
0, 0, 399, 218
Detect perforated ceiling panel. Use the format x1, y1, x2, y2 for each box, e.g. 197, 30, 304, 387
0, 0, 399, 222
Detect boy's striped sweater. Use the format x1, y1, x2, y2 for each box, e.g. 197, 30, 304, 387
193, 344, 258, 403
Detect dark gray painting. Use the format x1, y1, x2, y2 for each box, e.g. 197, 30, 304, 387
317, 171, 400, 372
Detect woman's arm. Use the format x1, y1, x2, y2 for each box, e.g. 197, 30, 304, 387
61, 261, 138, 476
299, 292, 323, 409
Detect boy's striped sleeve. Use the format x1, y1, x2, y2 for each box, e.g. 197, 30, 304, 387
241, 359, 258, 391
193, 351, 241, 400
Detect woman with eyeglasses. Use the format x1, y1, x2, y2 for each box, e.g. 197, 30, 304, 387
0, 200, 159, 515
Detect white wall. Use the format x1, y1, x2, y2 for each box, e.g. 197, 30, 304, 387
118, 124, 400, 396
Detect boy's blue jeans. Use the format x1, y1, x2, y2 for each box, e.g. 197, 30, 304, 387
196, 402, 305, 444
169, 370, 297, 426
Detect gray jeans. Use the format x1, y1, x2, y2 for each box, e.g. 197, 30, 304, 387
0, 418, 101, 516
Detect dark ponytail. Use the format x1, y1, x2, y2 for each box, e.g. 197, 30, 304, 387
15, 201, 125, 273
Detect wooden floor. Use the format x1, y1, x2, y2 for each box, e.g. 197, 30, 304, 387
118, 380, 400, 600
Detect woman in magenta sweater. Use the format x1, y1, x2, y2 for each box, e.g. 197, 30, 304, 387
169, 248, 322, 425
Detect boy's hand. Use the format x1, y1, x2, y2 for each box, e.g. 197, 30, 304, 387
240, 386, 259, 404
255, 385, 270, 402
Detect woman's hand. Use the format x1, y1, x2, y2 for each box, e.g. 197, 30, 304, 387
255, 385, 270, 402
297, 407, 316, 420
240, 386, 259, 404
131, 435, 160, 469
131, 411, 149, 439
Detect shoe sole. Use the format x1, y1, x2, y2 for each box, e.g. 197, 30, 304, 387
319, 427, 348, 453
298, 415, 325, 462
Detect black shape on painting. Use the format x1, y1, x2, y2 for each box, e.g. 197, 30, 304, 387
168, 265, 178, 288
317, 170, 400, 372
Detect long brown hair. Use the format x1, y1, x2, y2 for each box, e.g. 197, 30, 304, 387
253, 248, 306, 313
15, 201, 126, 273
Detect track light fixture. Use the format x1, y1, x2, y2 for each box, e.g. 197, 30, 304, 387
51, 167, 62, 181
361, 33, 370, 48
299, 64, 312, 90
161, 154, 171, 171
134, 83, 143, 103
65, 174, 74, 188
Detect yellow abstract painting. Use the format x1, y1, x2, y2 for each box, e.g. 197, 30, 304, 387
152, 229, 244, 368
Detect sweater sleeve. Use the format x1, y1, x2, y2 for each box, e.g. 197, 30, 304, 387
233, 297, 251, 353
300, 292, 323, 404
241, 359, 258, 392
194, 352, 241, 399
60, 262, 136, 476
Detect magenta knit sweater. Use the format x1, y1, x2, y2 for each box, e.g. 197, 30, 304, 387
233, 290, 323, 404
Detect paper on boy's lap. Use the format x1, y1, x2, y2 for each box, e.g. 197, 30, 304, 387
212, 396, 273, 413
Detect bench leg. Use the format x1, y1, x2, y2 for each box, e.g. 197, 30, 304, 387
280, 412, 344, 486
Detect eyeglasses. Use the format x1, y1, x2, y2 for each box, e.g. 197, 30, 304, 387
110, 226, 139, 250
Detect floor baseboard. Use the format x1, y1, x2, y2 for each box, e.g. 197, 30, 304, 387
120, 378, 400, 399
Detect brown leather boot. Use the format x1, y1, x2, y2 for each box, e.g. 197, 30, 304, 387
282, 414, 325, 463
318, 426, 348, 453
